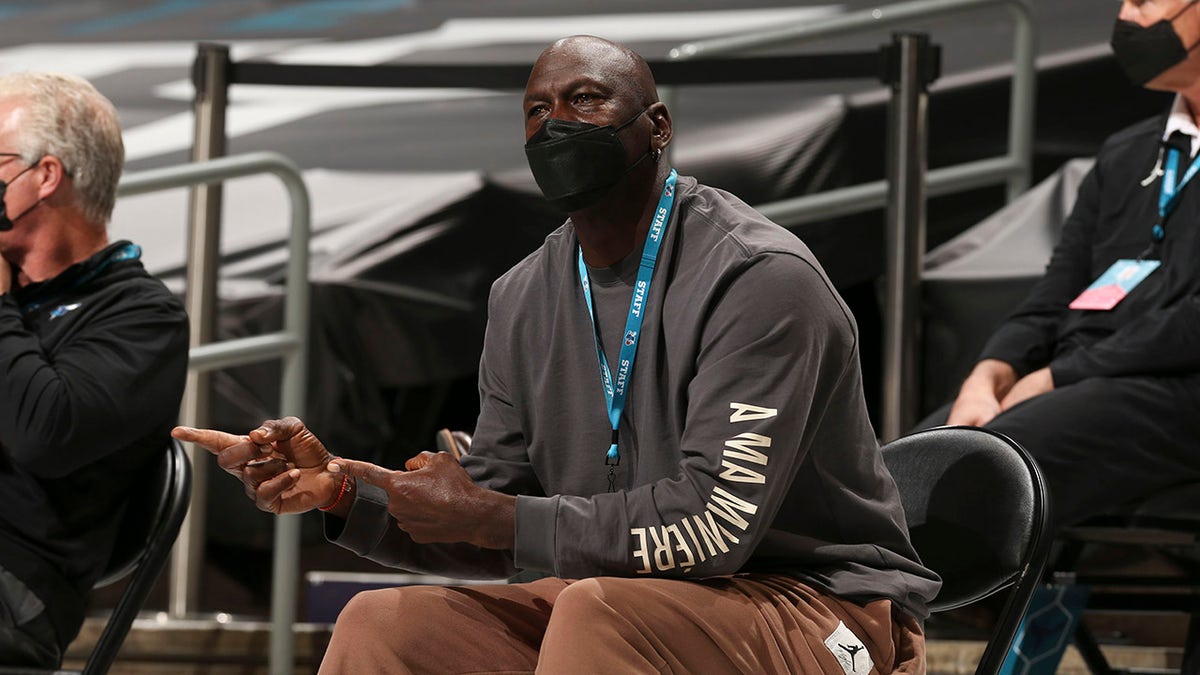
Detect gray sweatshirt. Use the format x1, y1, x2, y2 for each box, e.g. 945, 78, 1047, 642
328, 176, 941, 619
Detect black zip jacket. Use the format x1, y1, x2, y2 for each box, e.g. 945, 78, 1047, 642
0, 240, 189, 648
982, 113, 1200, 384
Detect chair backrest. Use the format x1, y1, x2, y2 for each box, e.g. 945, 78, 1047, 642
83, 438, 192, 675
881, 426, 1052, 675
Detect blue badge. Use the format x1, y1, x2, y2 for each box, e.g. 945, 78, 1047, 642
49, 303, 81, 319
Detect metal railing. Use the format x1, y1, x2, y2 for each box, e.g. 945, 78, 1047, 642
670, 0, 1037, 214
116, 151, 311, 671
669, 0, 1037, 439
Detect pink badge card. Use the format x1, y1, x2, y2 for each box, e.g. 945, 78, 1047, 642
1068, 259, 1161, 311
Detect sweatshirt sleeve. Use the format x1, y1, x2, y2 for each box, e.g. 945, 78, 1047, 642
513, 253, 858, 578
323, 480, 519, 579
0, 291, 189, 478
978, 162, 1100, 377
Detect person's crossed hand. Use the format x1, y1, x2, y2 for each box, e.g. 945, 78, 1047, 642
175, 416, 515, 549
330, 451, 515, 550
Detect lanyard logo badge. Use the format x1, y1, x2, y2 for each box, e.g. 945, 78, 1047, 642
624, 330, 638, 346
49, 302, 81, 319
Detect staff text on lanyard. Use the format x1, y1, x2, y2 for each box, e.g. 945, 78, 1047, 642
577, 169, 678, 492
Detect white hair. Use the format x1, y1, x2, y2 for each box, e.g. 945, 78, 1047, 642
0, 72, 124, 225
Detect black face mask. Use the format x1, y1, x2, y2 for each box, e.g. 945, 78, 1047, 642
0, 161, 40, 232
1111, 3, 1198, 86
524, 109, 650, 213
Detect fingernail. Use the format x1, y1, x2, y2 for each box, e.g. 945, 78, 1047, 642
328, 463, 342, 473
289, 469, 300, 479
257, 444, 271, 455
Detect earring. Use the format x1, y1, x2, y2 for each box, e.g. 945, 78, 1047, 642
651, 147, 662, 162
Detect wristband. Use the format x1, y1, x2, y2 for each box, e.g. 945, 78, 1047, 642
319, 474, 352, 512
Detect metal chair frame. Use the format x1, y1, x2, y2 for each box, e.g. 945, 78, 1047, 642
881, 426, 1053, 675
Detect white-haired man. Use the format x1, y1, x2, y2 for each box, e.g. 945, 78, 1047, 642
0, 73, 189, 667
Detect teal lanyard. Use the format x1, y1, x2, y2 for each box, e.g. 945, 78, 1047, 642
1155, 145, 1200, 247
576, 169, 678, 478
21, 243, 141, 313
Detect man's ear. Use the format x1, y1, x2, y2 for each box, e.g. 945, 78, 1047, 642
34, 155, 66, 202
648, 101, 673, 152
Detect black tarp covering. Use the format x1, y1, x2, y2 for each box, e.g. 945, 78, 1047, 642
180, 177, 567, 462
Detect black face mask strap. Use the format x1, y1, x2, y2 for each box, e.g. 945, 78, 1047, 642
625, 146, 653, 174
617, 107, 662, 175
1169, 1, 1197, 23
0, 160, 44, 232
619, 106, 661, 167
1170, 1, 1200, 51
614, 106, 650, 133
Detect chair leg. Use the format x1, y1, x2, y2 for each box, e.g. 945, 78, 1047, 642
1052, 538, 1087, 575
1182, 611, 1199, 675
1073, 622, 1116, 675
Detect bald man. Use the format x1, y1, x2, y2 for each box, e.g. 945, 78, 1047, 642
177, 36, 938, 674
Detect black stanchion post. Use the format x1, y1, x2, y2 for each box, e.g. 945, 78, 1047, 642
170, 41, 230, 619
880, 33, 939, 442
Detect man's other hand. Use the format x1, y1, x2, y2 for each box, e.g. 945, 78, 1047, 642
946, 391, 1003, 427
946, 359, 1018, 427
330, 452, 515, 550
173, 416, 341, 515
999, 366, 1054, 412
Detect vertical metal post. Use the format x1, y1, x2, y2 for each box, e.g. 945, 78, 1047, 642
881, 34, 936, 441
1007, 3, 1037, 201
268, 178, 312, 675
169, 42, 229, 618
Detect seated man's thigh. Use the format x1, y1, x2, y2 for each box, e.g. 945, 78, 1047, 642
987, 375, 1200, 530
320, 577, 569, 674
540, 575, 914, 675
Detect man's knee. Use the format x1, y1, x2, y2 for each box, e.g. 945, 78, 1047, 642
333, 586, 448, 646
550, 578, 610, 621
334, 589, 386, 637
550, 577, 644, 626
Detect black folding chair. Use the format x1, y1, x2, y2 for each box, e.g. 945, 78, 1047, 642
881, 426, 1053, 675
1050, 483, 1200, 674
0, 438, 192, 675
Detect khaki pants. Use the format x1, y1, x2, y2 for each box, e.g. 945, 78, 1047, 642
318, 574, 925, 674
